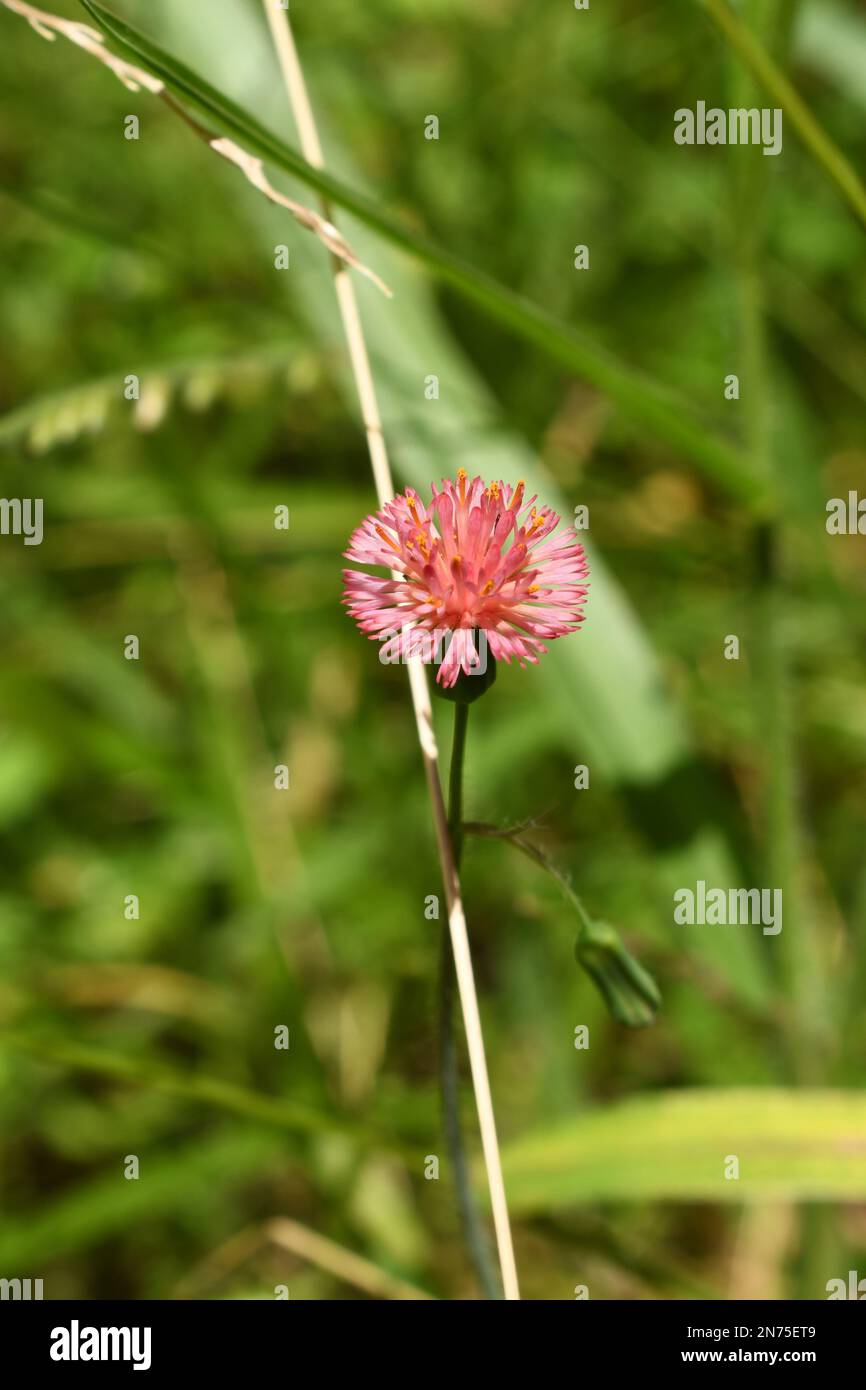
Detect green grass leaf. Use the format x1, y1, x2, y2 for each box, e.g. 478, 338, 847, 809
700, 0, 866, 229
0, 1126, 284, 1270
499, 1088, 866, 1208
77, 0, 760, 504
2, 1031, 402, 1152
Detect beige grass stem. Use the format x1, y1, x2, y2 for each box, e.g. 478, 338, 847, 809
176, 1218, 435, 1301
261, 0, 519, 1301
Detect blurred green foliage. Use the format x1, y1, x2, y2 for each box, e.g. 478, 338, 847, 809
0, 0, 864, 1300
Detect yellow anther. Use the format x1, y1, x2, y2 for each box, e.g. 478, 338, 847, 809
375, 525, 400, 552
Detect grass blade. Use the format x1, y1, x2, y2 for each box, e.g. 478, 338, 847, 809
76, 0, 760, 502
500, 1088, 866, 1208
700, 0, 866, 230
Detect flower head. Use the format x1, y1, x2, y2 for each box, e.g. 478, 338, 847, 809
342, 470, 589, 687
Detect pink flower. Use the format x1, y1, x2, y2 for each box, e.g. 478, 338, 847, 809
342, 470, 589, 687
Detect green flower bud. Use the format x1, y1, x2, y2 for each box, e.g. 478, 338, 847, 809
433, 634, 497, 705
575, 920, 661, 1028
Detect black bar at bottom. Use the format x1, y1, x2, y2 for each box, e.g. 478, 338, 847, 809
0, 1297, 861, 1375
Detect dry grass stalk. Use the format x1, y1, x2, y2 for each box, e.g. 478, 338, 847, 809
0, 0, 390, 293
261, 0, 520, 1300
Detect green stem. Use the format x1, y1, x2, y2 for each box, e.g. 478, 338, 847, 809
438, 702, 500, 1299
731, 0, 832, 1298
447, 702, 470, 869
463, 818, 594, 931
701, 0, 866, 230
729, 0, 822, 1082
